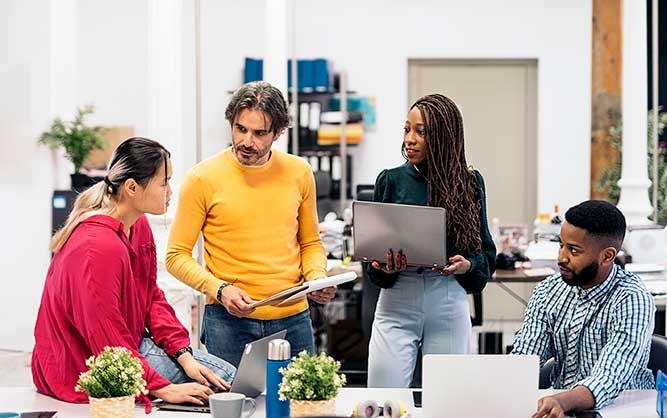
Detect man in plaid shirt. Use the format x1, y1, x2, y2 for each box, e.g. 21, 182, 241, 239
513, 200, 655, 417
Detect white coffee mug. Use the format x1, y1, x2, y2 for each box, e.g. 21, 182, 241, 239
209, 392, 256, 418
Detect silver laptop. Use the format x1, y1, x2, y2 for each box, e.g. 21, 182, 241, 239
422, 354, 539, 418
353, 201, 447, 267
157, 329, 288, 413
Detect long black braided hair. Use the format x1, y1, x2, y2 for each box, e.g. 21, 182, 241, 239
403, 94, 482, 256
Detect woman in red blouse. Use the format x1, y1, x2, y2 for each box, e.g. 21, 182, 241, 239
32, 137, 235, 409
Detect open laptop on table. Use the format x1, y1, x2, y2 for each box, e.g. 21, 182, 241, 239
420, 354, 539, 418
156, 329, 287, 413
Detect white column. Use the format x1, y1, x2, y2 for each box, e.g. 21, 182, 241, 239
49, 0, 77, 189
616, 0, 653, 225
148, 0, 184, 184
264, 0, 289, 152
147, 0, 196, 335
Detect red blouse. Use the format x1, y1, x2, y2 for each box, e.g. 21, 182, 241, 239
32, 214, 191, 403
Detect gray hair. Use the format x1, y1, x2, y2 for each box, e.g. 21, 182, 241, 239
225, 81, 290, 134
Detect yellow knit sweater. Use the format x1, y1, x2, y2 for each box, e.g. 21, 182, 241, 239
166, 148, 326, 320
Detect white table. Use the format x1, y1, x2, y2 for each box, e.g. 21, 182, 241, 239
0, 387, 659, 417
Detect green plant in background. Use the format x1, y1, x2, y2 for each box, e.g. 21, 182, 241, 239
597, 110, 667, 224
278, 351, 346, 401
75, 346, 147, 398
38, 105, 106, 173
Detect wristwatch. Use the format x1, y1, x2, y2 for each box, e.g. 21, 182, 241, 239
216, 281, 232, 304
171, 345, 193, 360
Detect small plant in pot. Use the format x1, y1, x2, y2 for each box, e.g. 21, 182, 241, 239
38, 105, 106, 191
76, 346, 147, 418
278, 351, 346, 417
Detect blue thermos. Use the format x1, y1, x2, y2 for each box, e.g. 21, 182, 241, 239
266, 339, 291, 418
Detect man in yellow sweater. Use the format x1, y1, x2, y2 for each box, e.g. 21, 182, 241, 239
166, 81, 335, 367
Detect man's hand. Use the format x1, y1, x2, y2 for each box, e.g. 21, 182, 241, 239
532, 386, 595, 418
178, 352, 231, 391
532, 395, 566, 418
219, 285, 256, 317
308, 285, 337, 304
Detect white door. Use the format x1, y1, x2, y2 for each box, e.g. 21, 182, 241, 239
409, 59, 539, 326
408, 59, 538, 228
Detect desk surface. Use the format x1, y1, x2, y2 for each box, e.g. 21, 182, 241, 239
0, 387, 657, 418
493, 268, 553, 283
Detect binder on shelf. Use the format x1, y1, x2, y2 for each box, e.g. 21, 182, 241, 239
298, 60, 315, 92
246, 57, 330, 93
308, 102, 321, 147
317, 123, 364, 145
244, 58, 263, 83
299, 102, 311, 148
313, 58, 330, 92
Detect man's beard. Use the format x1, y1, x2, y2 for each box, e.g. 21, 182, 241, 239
233, 143, 270, 166
560, 260, 599, 287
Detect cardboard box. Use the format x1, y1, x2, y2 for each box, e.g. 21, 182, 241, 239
84, 126, 134, 169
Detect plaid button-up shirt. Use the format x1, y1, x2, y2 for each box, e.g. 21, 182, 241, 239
512, 264, 655, 408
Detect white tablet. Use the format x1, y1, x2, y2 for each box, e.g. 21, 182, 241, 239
250, 272, 358, 308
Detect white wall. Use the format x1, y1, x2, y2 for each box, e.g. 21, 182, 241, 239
76, 0, 149, 135
200, 0, 593, 214
0, 0, 150, 351
0, 0, 592, 351
0, 0, 54, 351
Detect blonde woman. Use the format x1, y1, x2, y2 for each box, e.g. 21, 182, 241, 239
32, 137, 234, 410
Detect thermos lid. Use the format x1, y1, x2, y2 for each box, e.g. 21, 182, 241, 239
268, 339, 291, 361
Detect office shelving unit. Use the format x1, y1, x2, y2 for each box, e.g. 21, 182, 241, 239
287, 73, 356, 207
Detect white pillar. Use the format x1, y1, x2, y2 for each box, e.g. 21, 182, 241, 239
616, 0, 653, 225
264, 0, 289, 152
148, 0, 184, 184
49, 0, 77, 189
147, 0, 196, 335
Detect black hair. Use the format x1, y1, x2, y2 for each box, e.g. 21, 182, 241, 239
50, 136, 170, 252
564, 200, 626, 250
225, 81, 290, 134
105, 136, 171, 193
405, 93, 481, 256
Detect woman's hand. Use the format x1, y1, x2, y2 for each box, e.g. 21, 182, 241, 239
178, 353, 231, 391
434, 255, 471, 275
151, 382, 214, 405
370, 248, 407, 274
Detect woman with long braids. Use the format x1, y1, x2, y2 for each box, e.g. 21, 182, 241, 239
366, 94, 496, 388
32, 137, 235, 410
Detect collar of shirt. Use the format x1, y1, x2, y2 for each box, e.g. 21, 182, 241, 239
82, 214, 135, 254
570, 263, 619, 303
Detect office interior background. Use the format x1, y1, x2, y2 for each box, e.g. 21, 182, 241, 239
1, 0, 666, 387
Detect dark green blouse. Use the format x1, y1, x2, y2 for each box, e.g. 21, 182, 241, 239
365, 163, 496, 293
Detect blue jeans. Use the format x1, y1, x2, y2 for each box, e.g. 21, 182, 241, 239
139, 337, 236, 384
367, 269, 472, 388
201, 305, 315, 368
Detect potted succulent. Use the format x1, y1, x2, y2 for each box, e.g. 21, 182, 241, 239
278, 351, 346, 417
38, 105, 106, 191
76, 346, 147, 418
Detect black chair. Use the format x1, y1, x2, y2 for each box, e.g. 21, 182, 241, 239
539, 334, 667, 389
357, 187, 380, 341
360, 262, 381, 340
314, 170, 337, 221
539, 358, 556, 389
648, 334, 667, 378
356, 184, 375, 202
